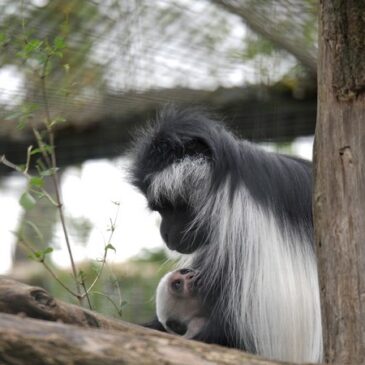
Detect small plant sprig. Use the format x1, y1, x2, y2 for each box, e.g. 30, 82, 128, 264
1, 33, 88, 304
0, 6, 126, 313
0, 11, 125, 310
0, 30, 95, 306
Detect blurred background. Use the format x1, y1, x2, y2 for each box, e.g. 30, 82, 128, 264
0, 0, 318, 324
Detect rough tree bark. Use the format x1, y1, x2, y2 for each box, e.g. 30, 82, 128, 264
0, 312, 284, 365
0, 277, 290, 365
313, 1, 365, 364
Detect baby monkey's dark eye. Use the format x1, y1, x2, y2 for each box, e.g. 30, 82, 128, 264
171, 279, 183, 292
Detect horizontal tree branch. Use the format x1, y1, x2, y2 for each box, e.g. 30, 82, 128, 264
0, 276, 132, 331
213, 0, 318, 75
0, 312, 285, 365
0, 276, 292, 365
0, 85, 317, 176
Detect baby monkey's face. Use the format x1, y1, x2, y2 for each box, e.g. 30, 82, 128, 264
156, 269, 207, 338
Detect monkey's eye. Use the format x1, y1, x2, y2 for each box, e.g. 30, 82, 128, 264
171, 279, 183, 292
148, 201, 161, 212
148, 198, 174, 212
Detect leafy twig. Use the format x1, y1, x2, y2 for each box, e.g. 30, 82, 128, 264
36, 55, 84, 306
1, 154, 29, 176
84, 202, 120, 296
91, 291, 125, 317
1, 154, 59, 207
17, 236, 79, 298
23, 145, 33, 174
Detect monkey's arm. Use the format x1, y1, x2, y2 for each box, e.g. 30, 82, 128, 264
142, 317, 167, 332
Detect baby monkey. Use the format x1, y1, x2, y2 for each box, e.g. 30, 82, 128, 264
156, 269, 207, 338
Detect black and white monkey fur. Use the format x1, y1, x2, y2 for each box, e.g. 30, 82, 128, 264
156, 268, 207, 339
130, 107, 323, 363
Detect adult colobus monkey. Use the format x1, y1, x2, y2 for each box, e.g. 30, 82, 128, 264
130, 107, 323, 363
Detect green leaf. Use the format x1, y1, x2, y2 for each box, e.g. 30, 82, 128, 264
50, 116, 66, 128
7, 102, 40, 129
91, 261, 101, 273
4, 111, 23, 121
30, 176, 44, 188
78, 270, 87, 282
17, 117, 27, 130
54, 51, 63, 58
0, 32, 8, 46
22, 102, 39, 115
29, 247, 53, 262
31, 190, 46, 199
17, 39, 44, 59
40, 167, 59, 177
30, 148, 43, 156
43, 247, 54, 255
30, 144, 53, 156
19, 192, 37, 210
120, 300, 127, 308
53, 36, 65, 50
24, 39, 43, 53
16, 50, 28, 59
27, 254, 37, 262
25, 220, 44, 243
105, 243, 116, 253
33, 251, 42, 258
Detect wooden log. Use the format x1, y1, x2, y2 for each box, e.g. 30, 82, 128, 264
0, 276, 289, 365
0, 312, 286, 365
0, 276, 133, 331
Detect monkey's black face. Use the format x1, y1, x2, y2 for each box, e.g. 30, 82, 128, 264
153, 203, 206, 254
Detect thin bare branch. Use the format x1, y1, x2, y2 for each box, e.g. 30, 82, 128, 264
213, 0, 317, 75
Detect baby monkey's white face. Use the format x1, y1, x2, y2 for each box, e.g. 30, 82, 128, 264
156, 269, 207, 338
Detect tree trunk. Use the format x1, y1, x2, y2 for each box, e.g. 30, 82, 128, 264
313, 1, 365, 364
